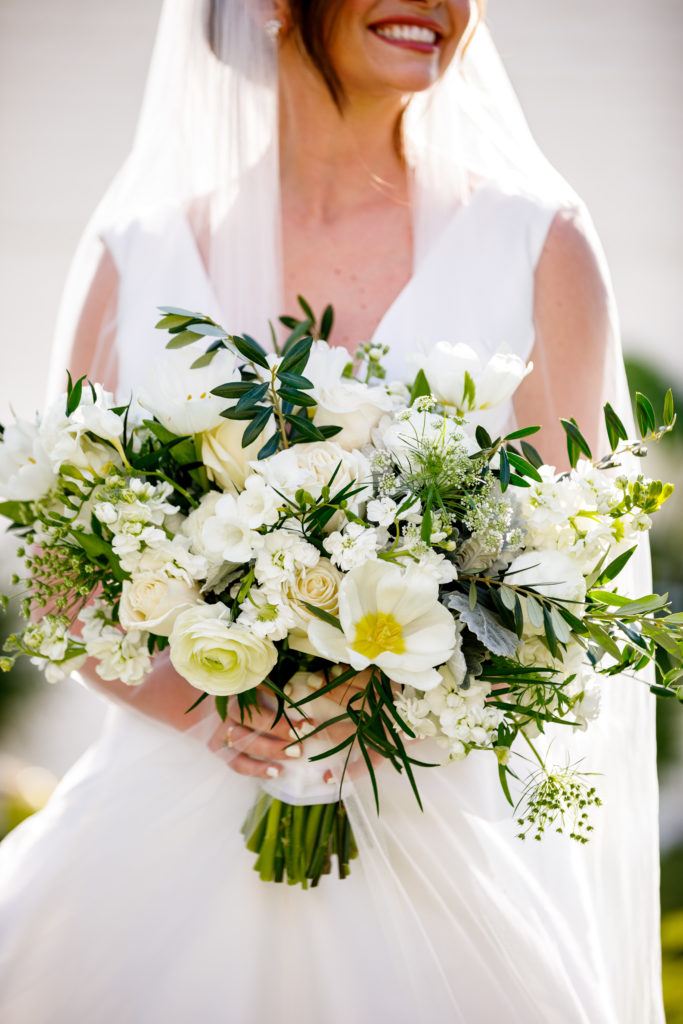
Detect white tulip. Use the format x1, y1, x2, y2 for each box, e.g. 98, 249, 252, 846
306, 340, 393, 450
406, 341, 531, 414
169, 603, 277, 695
306, 560, 457, 689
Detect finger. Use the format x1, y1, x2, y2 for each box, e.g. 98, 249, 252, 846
226, 724, 304, 761
226, 695, 311, 740
217, 748, 284, 780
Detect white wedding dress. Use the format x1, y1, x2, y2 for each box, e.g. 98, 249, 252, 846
0, 185, 663, 1024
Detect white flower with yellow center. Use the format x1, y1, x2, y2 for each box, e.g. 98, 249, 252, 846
306, 560, 456, 690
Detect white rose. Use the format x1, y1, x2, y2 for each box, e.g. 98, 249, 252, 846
406, 341, 531, 414
169, 603, 278, 695
119, 573, 202, 637
201, 418, 268, 492
0, 418, 57, 501
306, 341, 393, 450
288, 557, 342, 622
252, 441, 370, 514
137, 344, 240, 435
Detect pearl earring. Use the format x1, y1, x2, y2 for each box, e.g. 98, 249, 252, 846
264, 18, 283, 41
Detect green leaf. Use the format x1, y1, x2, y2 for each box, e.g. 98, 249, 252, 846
593, 545, 637, 586
525, 593, 544, 629
506, 450, 543, 483
232, 335, 270, 369
409, 368, 431, 405
277, 388, 317, 408
65, 373, 86, 416
157, 305, 197, 318
498, 764, 514, 806
277, 371, 314, 390
603, 402, 628, 452
190, 351, 217, 370
586, 621, 622, 660
499, 585, 517, 612
498, 448, 510, 491
0, 500, 34, 525
211, 381, 260, 400
190, 322, 228, 338
635, 392, 656, 437
550, 605, 572, 644
543, 604, 559, 657
70, 529, 127, 582
220, 406, 259, 421
257, 432, 280, 460
300, 601, 342, 631
235, 383, 269, 411
520, 441, 545, 470
284, 413, 326, 442
504, 425, 541, 441
166, 330, 203, 349
560, 418, 592, 465
317, 425, 342, 439
513, 595, 524, 639
469, 579, 478, 611
184, 692, 208, 715
242, 406, 273, 448
155, 313, 195, 330
215, 695, 228, 721
663, 388, 675, 427
279, 336, 313, 374
650, 683, 679, 699
475, 425, 493, 450
617, 593, 669, 617
319, 304, 334, 341
297, 295, 315, 321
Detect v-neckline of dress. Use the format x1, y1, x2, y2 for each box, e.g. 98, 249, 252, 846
176, 185, 490, 348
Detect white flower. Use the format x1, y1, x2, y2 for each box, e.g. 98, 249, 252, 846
323, 522, 386, 571
201, 493, 258, 564
86, 626, 152, 687
253, 529, 319, 589
398, 549, 459, 586
93, 477, 175, 529
238, 474, 280, 528
237, 586, 298, 640
407, 341, 532, 414
169, 603, 277, 695
0, 417, 57, 501
306, 340, 393, 450
119, 573, 202, 636
252, 441, 370, 517
376, 409, 469, 474
120, 534, 208, 581
112, 522, 167, 560
201, 418, 268, 493
137, 344, 240, 435
505, 549, 587, 610
367, 497, 398, 527
305, 560, 457, 689
181, 491, 223, 559
287, 557, 343, 623
40, 386, 125, 474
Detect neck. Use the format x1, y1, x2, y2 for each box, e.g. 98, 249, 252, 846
278, 50, 409, 223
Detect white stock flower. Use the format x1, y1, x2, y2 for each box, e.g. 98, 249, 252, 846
306, 560, 457, 689
86, 626, 152, 687
0, 418, 57, 501
119, 573, 202, 637
201, 493, 258, 564
137, 345, 240, 435
237, 586, 298, 640
407, 341, 532, 414
120, 534, 208, 581
238, 474, 280, 528
40, 386, 125, 474
252, 441, 370, 515
253, 529, 319, 589
200, 417, 267, 493
306, 340, 393, 449
181, 491, 222, 559
169, 603, 277, 695
323, 522, 386, 571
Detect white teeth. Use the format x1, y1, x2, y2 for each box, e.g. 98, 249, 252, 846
375, 24, 438, 45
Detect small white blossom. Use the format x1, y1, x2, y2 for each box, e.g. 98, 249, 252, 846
323, 523, 386, 571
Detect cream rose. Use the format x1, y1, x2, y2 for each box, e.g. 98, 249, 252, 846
169, 603, 277, 695
119, 573, 202, 637
252, 441, 370, 515
200, 418, 267, 493
288, 558, 342, 623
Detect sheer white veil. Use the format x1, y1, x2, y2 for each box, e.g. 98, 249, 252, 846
45, 1, 662, 1020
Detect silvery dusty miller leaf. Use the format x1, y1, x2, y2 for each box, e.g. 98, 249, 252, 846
445, 593, 520, 657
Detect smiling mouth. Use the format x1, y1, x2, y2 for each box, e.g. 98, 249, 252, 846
371, 22, 440, 50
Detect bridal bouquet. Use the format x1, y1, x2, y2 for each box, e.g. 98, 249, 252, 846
2, 299, 682, 887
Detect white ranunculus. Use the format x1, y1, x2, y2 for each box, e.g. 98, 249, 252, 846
306, 340, 393, 450
137, 344, 240, 436
119, 573, 202, 636
306, 560, 457, 689
201, 418, 268, 492
406, 341, 531, 414
0, 418, 57, 501
252, 441, 371, 514
505, 549, 587, 608
169, 603, 277, 695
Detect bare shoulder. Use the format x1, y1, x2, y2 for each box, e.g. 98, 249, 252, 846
535, 207, 609, 324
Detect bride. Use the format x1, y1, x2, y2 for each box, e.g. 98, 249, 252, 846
0, 1, 664, 1021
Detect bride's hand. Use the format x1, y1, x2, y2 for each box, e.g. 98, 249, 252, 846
208, 689, 311, 780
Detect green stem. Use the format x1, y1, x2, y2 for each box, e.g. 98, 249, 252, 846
254, 797, 282, 882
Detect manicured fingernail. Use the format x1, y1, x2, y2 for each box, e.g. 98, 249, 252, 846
285, 746, 302, 759
266, 766, 280, 778
284, 683, 294, 697
288, 728, 301, 741
324, 771, 336, 785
